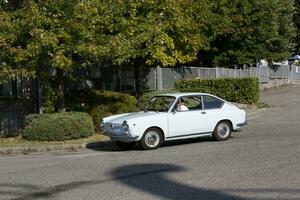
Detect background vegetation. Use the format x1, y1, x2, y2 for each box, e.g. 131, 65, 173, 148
23, 112, 95, 141
175, 77, 260, 104
0, 0, 296, 111
0, 0, 298, 141
65, 89, 139, 129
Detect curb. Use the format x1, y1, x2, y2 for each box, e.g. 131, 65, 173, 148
0, 141, 114, 155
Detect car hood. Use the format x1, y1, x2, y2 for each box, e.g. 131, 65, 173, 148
106, 111, 166, 124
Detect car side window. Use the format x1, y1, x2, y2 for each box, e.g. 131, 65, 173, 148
176, 96, 202, 111
202, 95, 224, 109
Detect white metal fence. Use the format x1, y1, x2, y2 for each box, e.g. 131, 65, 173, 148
1, 65, 300, 95
149, 65, 300, 90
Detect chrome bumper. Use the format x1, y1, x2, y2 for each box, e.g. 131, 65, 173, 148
105, 132, 139, 142
237, 121, 248, 127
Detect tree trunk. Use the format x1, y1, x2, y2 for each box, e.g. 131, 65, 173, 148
133, 65, 142, 101
56, 68, 66, 112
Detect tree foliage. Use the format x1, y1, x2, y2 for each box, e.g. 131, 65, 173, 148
1, 0, 296, 74
294, 0, 300, 53
0, 0, 297, 105
202, 0, 295, 67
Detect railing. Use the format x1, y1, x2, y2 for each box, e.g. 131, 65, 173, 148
0, 111, 25, 137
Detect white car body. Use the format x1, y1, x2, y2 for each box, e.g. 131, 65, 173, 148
101, 93, 247, 144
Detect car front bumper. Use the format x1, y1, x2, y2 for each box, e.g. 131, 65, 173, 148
101, 122, 139, 142
237, 121, 248, 127
105, 132, 139, 142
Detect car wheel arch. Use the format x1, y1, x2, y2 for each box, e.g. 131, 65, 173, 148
143, 126, 165, 142
217, 119, 233, 130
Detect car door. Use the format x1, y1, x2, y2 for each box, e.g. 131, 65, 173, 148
201, 95, 225, 132
167, 96, 208, 139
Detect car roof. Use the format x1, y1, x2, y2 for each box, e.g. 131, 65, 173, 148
158, 92, 213, 98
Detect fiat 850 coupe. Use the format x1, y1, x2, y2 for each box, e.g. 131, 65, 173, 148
101, 93, 247, 150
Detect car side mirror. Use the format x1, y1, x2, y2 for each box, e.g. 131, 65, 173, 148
172, 108, 177, 114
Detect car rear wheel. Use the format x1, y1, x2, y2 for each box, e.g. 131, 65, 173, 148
140, 128, 163, 150
115, 141, 136, 150
213, 121, 232, 141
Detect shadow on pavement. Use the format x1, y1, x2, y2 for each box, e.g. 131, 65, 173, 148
85, 136, 217, 152
110, 163, 247, 200
1, 163, 300, 200
85, 141, 121, 152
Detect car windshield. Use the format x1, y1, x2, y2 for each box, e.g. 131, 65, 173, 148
144, 96, 176, 112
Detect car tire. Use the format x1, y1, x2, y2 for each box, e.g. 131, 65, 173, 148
115, 141, 136, 150
140, 128, 163, 150
213, 121, 232, 141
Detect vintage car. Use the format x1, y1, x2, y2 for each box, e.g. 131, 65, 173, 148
101, 93, 247, 150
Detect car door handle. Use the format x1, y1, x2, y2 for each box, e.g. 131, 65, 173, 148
201, 111, 206, 114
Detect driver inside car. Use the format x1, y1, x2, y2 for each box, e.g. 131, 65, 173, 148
176, 98, 189, 111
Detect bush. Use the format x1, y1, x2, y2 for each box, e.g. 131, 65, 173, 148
23, 112, 95, 141
41, 79, 58, 113
175, 77, 259, 104
140, 89, 179, 109
66, 89, 139, 128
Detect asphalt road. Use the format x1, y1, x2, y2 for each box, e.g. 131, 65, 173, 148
1, 85, 300, 200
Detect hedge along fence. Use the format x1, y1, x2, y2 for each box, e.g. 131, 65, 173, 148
66, 89, 139, 130
23, 112, 95, 141
175, 77, 259, 104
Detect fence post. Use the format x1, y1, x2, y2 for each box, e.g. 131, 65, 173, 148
215, 67, 219, 78
155, 66, 163, 90
290, 65, 293, 84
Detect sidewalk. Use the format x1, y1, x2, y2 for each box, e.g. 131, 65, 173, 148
0, 135, 113, 155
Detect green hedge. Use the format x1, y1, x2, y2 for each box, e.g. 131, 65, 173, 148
23, 112, 95, 141
175, 77, 259, 104
140, 89, 179, 109
66, 89, 139, 129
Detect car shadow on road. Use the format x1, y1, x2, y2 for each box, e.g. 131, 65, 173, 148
85, 141, 121, 152
85, 137, 217, 152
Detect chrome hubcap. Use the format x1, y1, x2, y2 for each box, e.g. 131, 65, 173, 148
145, 131, 160, 147
217, 123, 230, 138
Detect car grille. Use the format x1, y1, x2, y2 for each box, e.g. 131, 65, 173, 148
103, 123, 123, 135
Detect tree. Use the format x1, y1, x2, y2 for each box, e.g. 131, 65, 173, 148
0, 0, 110, 110
1, 0, 213, 100
88, 0, 212, 94
294, 0, 300, 53
201, 0, 295, 68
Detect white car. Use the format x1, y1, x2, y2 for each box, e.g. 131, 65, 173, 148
101, 93, 247, 150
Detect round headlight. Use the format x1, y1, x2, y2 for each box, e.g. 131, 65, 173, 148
100, 120, 104, 128
122, 120, 129, 129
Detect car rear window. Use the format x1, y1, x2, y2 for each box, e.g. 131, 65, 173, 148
203, 95, 224, 109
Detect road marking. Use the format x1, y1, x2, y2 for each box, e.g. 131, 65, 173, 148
247, 114, 263, 120
247, 108, 267, 116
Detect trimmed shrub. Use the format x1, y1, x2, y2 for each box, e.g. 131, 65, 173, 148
175, 77, 259, 104
23, 112, 95, 141
66, 89, 139, 128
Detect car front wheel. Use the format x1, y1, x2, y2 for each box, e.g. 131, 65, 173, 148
213, 121, 232, 141
140, 128, 163, 150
